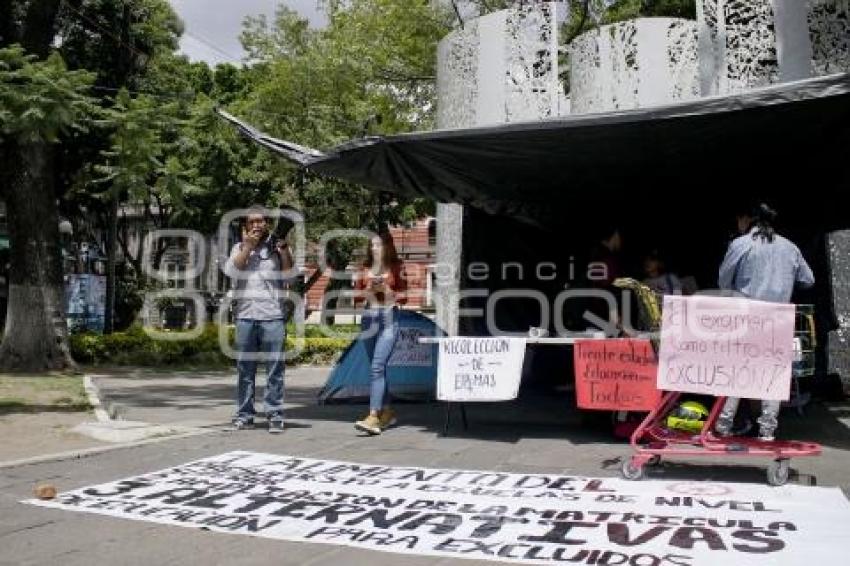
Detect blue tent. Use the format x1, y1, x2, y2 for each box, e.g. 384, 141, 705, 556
319, 310, 443, 403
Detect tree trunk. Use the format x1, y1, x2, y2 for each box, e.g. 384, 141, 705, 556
0, 0, 20, 48
117, 209, 142, 275
20, 0, 63, 58
104, 193, 118, 333
0, 141, 76, 372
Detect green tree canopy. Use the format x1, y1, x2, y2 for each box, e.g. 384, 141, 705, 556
0, 46, 96, 143
228, 1, 451, 239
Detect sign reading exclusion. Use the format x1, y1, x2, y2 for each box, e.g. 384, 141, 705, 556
658, 296, 796, 401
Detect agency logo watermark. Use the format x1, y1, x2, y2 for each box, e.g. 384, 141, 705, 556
136, 209, 748, 361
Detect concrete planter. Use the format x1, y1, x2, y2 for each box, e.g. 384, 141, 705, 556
697, 0, 850, 95
569, 18, 700, 115
436, 2, 563, 129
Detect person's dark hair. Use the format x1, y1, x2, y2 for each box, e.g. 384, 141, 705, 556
751, 202, 777, 243
591, 218, 623, 249
364, 231, 400, 269
242, 204, 272, 225
244, 204, 268, 218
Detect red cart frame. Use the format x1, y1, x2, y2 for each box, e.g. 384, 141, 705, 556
621, 392, 821, 486
612, 278, 822, 486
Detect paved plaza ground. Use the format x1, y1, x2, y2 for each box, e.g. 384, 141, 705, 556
2, 367, 850, 565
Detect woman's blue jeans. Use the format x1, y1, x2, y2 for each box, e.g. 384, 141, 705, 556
361, 307, 399, 412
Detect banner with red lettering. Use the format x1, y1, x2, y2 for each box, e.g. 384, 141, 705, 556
574, 339, 662, 411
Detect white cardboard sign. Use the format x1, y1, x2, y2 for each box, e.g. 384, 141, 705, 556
436, 337, 526, 402
657, 295, 796, 401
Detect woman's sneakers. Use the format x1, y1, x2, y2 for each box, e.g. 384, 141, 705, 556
355, 409, 398, 435
355, 414, 382, 435
379, 408, 397, 430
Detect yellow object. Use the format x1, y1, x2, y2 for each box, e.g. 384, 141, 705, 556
613, 278, 662, 332
666, 401, 709, 433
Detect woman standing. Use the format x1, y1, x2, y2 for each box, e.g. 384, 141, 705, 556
354, 231, 407, 435
715, 203, 815, 441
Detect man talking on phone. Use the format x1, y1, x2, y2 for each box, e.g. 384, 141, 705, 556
224, 206, 294, 433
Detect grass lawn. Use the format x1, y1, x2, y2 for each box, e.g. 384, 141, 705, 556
0, 374, 92, 413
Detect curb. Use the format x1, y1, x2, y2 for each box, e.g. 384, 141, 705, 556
82, 375, 112, 422
0, 427, 217, 470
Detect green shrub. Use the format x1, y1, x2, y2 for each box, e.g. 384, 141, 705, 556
286, 336, 353, 365
70, 324, 353, 367
287, 323, 360, 339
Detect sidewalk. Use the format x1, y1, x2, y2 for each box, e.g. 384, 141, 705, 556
2, 366, 850, 565
0, 374, 106, 463
0, 412, 106, 463
88, 366, 333, 428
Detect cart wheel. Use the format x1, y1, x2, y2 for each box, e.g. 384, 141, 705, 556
646, 455, 661, 467
767, 459, 791, 486
621, 459, 644, 481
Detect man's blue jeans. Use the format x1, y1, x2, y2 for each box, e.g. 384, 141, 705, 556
361, 307, 399, 412
235, 318, 285, 421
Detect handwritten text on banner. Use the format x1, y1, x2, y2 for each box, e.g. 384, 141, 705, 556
26, 452, 850, 566
657, 295, 795, 401
574, 339, 662, 411
437, 337, 526, 402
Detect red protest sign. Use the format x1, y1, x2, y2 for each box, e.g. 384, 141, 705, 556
574, 339, 662, 411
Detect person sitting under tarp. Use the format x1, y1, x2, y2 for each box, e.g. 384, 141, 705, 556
584, 223, 626, 336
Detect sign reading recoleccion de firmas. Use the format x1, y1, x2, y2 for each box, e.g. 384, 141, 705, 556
436, 337, 526, 402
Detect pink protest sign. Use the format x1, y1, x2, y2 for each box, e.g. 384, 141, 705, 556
657, 295, 796, 401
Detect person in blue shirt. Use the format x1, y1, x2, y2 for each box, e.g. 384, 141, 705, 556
715, 203, 815, 441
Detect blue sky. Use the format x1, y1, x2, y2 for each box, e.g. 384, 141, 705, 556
169, 0, 328, 65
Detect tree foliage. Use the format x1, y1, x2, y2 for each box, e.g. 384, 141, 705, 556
1, 0, 703, 356
232, 1, 449, 239
563, 0, 697, 41
0, 45, 96, 143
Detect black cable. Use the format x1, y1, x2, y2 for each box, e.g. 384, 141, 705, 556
450, 0, 465, 29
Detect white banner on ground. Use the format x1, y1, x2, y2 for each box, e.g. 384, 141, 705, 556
388, 327, 433, 367
25, 452, 850, 565
436, 337, 526, 402
657, 295, 796, 401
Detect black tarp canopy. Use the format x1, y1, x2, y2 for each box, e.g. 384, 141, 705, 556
220, 72, 850, 379
219, 72, 850, 231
